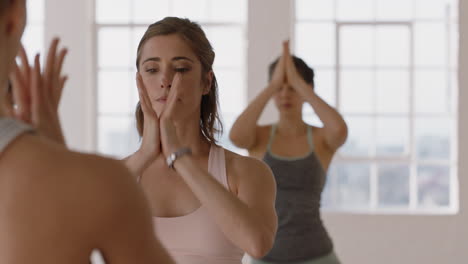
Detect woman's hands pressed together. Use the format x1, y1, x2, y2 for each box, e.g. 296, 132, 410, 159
7, 38, 68, 145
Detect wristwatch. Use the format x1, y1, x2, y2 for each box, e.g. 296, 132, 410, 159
166, 147, 192, 169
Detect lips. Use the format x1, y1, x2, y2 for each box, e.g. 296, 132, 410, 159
156, 96, 168, 103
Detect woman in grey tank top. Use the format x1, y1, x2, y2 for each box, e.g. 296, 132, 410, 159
230, 41, 348, 264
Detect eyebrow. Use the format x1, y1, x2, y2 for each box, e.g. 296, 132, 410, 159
142, 56, 194, 64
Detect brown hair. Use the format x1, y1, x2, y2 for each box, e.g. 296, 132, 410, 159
0, 0, 12, 15
135, 17, 222, 145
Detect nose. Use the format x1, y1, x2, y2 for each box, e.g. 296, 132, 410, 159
160, 72, 173, 89
279, 84, 290, 97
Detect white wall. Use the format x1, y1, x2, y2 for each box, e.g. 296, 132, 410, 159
53, 0, 468, 263
46, 0, 95, 152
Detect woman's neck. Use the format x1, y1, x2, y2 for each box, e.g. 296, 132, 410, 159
277, 113, 306, 136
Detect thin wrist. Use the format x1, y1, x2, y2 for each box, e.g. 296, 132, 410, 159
167, 147, 191, 169
299, 83, 315, 98
135, 148, 157, 165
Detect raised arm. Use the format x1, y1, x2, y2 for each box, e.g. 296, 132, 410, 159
159, 74, 278, 258
284, 41, 348, 151
229, 49, 286, 150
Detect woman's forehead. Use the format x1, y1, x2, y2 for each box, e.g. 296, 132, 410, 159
141, 34, 198, 62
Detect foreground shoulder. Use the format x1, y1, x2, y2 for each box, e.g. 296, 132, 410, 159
224, 149, 273, 179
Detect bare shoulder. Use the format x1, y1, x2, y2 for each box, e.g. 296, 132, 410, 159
0, 134, 142, 230
223, 148, 275, 192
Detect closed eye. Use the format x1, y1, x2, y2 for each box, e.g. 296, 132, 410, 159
145, 68, 157, 73
175, 68, 189, 73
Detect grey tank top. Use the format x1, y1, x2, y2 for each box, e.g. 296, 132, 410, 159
0, 118, 33, 153
261, 124, 333, 262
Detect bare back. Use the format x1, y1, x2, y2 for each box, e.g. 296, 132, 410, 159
0, 134, 172, 264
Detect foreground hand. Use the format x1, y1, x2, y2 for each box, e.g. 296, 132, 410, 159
9, 39, 68, 145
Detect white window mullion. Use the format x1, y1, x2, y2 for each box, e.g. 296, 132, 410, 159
408, 22, 418, 210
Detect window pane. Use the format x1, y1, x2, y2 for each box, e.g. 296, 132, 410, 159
172, 0, 209, 21
376, 117, 409, 156
302, 110, 323, 127
27, 0, 44, 23
376, 0, 412, 20
414, 23, 446, 67
22, 25, 44, 61
314, 69, 336, 107
98, 116, 140, 158
340, 26, 373, 67
415, 70, 448, 114
340, 70, 373, 113
378, 164, 410, 207
133, 0, 170, 23
376, 26, 410, 67
334, 162, 371, 208
296, 23, 335, 67
449, 23, 458, 69
376, 70, 409, 114
205, 26, 244, 69
98, 28, 131, 69
96, 0, 131, 24
415, 117, 451, 160
208, 0, 246, 23
449, 70, 458, 114
132, 27, 148, 71
216, 70, 245, 113
415, 0, 451, 19
296, 0, 334, 20
449, 0, 459, 20
340, 116, 373, 156
98, 71, 132, 114
418, 165, 450, 207
337, 0, 374, 21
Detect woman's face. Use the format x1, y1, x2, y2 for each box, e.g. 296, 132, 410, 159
138, 34, 211, 119
1, 0, 27, 79
273, 82, 304, 115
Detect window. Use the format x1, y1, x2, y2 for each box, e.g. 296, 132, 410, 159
22, 0, 44, 60
295, 0, 458, 213
95, 0, 247, 158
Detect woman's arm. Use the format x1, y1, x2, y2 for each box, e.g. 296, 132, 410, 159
160, 74, 277, 258
300, 86, 348, 151
173, 154, 277, 259
230, 49, 287, 150
229, 86, 276, 150
283, 41, 348, 151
